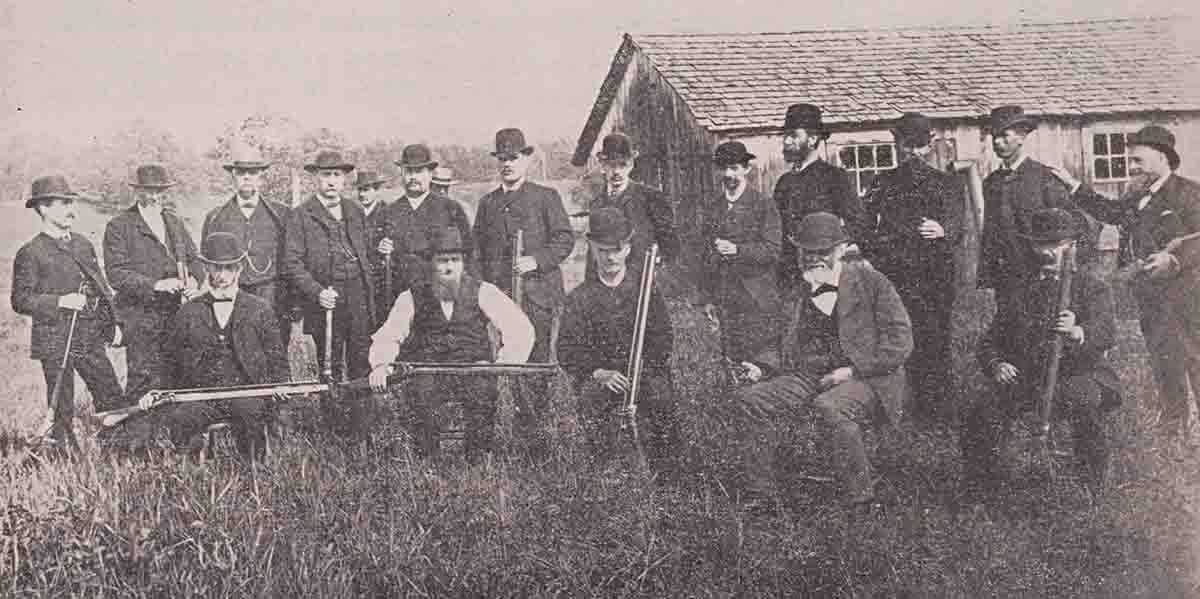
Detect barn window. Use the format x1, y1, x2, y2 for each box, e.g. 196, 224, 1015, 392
1092, 132, 1130, 181
838, 143, 896, 195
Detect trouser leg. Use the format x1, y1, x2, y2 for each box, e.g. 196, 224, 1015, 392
960, 382, 1019, 489
576, 380, 620, 464
812, 380, 878, 498
462, 376, 498, 464
403, 376, 441, 459
1139, 295, 1191, 426
124, 316, 172, 405
40, 359, 75, 442
901, 283, 953, 422
639, 372, 682, 475
1059, 376, 1107, 487
513, 303, 555, 456
724, 374, 820, 494
73, 342, 126, 413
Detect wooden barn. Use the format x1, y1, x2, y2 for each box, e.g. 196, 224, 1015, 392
571, 17, 1200, 284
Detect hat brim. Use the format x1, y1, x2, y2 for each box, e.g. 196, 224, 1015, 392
356, 178, 391, 190
223, 162, 272, 172
395, 160, 439, 170
596, 151, 636, 162
713, 154, 757, 166
431, 179, 458, 186
304, 164, 355, 173
988, 117, 1038, 135
418, 247, 469, 258
198, 253, 248, 266
26, 193, 78, 208
787, 235, 848, 251
128, 181, 178, 189
491, 148, 535, 159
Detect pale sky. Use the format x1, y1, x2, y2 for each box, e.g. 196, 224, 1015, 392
1, 0, 1192, 152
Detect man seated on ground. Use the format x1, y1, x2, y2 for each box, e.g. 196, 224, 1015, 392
722, 212, 913, 505
368, 226, 533, 463
558, 208, 681, 474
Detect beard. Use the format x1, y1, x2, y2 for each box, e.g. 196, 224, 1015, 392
784, 144, 813, 164
432, 276, 462, 301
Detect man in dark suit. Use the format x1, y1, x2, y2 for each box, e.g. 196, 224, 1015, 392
582, 133, 679, 281
772, 103, 866, 291
473, 128, 575, 457
697, 141, 782, 370
963, 209, 1121, 495
282, 150, 377, 440
12, 176, 125, 446
104, 164, 203, 405
724, 213, 912, 505
355, 169, 393, 323
861, 113, 964, 425
1054, 125, 1200, 440
201, 144, 293, 349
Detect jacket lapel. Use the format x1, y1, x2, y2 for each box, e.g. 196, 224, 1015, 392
132, 206, 174, 259
342, 200, 372, 264
835, 262, 862, 321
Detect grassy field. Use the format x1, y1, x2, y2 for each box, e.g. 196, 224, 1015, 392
0, 196, 1198, 597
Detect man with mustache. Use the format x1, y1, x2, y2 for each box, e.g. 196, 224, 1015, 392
355, 170, 393, 323
430, 166, 457, 199
723, 212, 912, 505
368, 226, 533, 463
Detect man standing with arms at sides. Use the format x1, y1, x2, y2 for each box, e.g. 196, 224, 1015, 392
861, 113, 964, 425
283, 150, 376, 442
583, 133, 679, 281
201, 144, 293, 350
772, 103, 866, 292
474, 128, 575, 459
13, 176, 125, 448
104, 164, 203, 405
697, 141, 782, 371
354, 169, 393, 323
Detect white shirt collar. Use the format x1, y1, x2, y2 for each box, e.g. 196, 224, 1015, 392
724, 182, 747, 204
1003, 154, 1028, 171
42, 223, 71, 241
406, 192, 429, 211
1148, 173, 1171, 195
598, 267, 627, 289
502, 179, 526, 193
363, 201, 379, 217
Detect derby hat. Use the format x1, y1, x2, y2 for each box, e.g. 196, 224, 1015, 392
354, 170, 389, 190
1018, 208, 1080, 243
891, 112, 933, 148
586, 207, 635, 245
788, 212, 849, 250
26, 175, 80, 208
223, 144, 272, 172
597, 133, 637, 162
986, 105, 1038, 135
421, 226, 469, 257
304, 150, 355, 173
492, 128, 534, 158
782, 103, 830, 139
129, 164, 178, 189
431, 167, 458, 187
396, 144, 439, 170
199, 231, 249, 265
1129, 124, 1181, 171
713, 140, 756, 166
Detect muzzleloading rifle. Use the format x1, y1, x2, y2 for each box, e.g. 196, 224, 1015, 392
511, 229, 525, 310
36, 281, 86, 452
1034, 241, 1077, 449
621, 243, 658, 446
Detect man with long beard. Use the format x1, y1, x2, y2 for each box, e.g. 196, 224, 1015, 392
369, 227, 533, 463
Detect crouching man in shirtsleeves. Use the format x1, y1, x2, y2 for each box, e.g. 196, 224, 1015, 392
368, 226, 533, 463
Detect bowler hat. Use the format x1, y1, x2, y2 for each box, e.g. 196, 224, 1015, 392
354, 171, 389, 190
782, 103, 830, 139
1018, 208, 1080, 243
713, 140, 756, 166
788, 212, 849, 250
26, 175, 79, 208
492, 128, 534, 158
396, 144, 439, 170
586, 207, 635, 245
223, 144, 272, 172
986, 105, 1037, 135
1129, 125, 1181, 171
199, 231, 248, 265
432, 167, 458, 187
422, 226, 469, 257
597, 133, 637, 162
129, 164, 178, 189
891, 112, 933, 148
304, 150, 355, 174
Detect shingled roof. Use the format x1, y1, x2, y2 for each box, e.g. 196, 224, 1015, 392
574, 17, 1200, 164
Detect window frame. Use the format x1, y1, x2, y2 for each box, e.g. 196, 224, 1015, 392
1088, 130, 1134, 183
834, 141, 898, 195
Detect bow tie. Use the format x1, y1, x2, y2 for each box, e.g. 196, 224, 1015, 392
211, 297, 234, 303
813, 284, 838, 296
240, 201, 257, 210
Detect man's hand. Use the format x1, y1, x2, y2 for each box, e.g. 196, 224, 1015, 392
58, 293, 87, 311
272, 392, 293, 403
111, 324, 124, 347
702, 303, 720, 328
137, 390, 160, 412
369, 364, 393, 392
318, 287, 339, 310
819, 366, 854, 390
1141, 251, 1180, 280
593, 369, 631, 394
1049, 165, 1081, 192
181, 277, 203, 301
918, 218, 945, 240
153, 278, 184, 293
513, 255, 538, 275
993, 362, 1019, 386
714, 238, 738, 256
1053, 309, 1084, 344
377, 238, 394, 256
741, 361, 764, 383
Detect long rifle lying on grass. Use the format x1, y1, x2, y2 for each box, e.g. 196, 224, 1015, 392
1034, 241, 1077, 452
620, 243, 658, 447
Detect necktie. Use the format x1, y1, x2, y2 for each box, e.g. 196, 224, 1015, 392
814, 283, 838, 296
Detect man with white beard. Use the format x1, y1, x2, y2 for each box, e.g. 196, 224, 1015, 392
368, 226, 533, 463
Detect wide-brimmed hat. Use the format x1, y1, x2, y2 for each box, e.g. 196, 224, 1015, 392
223, 144, 272, 172
396, 144, 438, 170
129, 164, 178, 189
304, 150, 355, 173
1129, 124, 1181, 171
421, 226, 469, 257
492, 128, 534, 159
431, 167, 458, 186
986, 105, 1038, 135
782, 103, 830, 139
713, 141, 756, 166
597, 133, 637, 162
26, 175, 80, 208
891, 112, 933, 148
354, 171, 389, 190
199, 231, 248, 265
586, 207, 635, 245
788, 212, 849, 250
1018, 208, 1080, 243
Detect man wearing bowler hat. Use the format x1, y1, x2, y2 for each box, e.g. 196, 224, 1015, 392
13, 176, 126, 446
282, 150, 376, 441
1054, 124, 1200, 442
721, 212, 912, 505
474, 128, 575, 458
430, 166, 457, 199
962, 208, 1120, 496
861, 112, 964, 425
583, 133, 679, 282
368, 226, 533, 462
104, 164, 203, 405
355, 170, 394, 323
202, 144, 294, 350
772, 103, 867, 292
698, 140, 782, 374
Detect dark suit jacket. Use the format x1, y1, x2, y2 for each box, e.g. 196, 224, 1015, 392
773, 160, 866, 290
282, 196, 378, 334
584, 180, 679, 280
473, 181, 575, 311
697, 187, 782, 312
383, 194, 475, 302
170, 292, 290, 387
201, 195, 293, 310
755, 259, 913, 423
103, 205, 203, 330
12, 233, 117, 360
